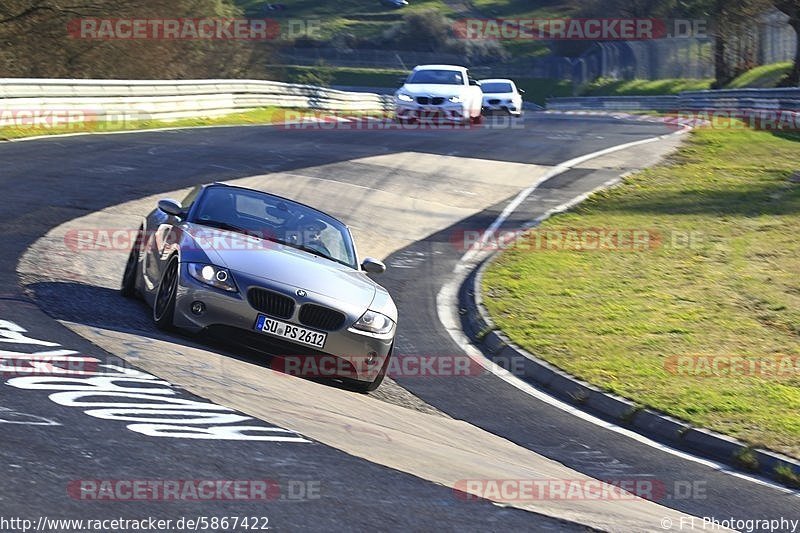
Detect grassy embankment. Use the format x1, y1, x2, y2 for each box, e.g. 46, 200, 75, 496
482, 125, 800, 471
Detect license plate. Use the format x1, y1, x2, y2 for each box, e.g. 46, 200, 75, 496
254, 315, 327, 349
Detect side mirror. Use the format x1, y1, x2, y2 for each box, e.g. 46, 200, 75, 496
469, 78, 479, 86
518, 88, 526, 94
397, 76, 408, 85
158, 199, 183, 217
361, 257, 386, 274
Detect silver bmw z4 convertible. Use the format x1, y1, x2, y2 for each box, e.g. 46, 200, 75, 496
121, 183, 397, 392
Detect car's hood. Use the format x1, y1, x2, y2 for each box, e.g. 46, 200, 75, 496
400, 84, 469, 97
187, 227, 377, 309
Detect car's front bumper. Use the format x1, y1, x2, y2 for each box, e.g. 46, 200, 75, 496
172, 264, 394, 383
482, 100, 520, 115
395, 100, 469, 123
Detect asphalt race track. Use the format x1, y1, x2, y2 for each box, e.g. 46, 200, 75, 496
2, 114, 798, 532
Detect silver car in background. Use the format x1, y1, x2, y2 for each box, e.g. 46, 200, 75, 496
121, 183, 397, 392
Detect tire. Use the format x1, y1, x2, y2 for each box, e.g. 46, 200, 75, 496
120, 227, 142, 298
349, 344, 393, 393
153, 255, 179, 330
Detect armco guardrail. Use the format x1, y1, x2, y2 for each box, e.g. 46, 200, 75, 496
544, 95, 679, 112
546, 87, 800, 113
677, 87, 800, 112
0, 78, 394, 122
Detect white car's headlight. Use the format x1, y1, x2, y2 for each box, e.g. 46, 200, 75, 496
397, 93, 413, 102
352, 310, 395, 335
448, 96, 463, 103
188, 263, 238, 292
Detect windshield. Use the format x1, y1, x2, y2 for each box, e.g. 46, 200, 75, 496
190, 186, 357, 269
406, 69, 464, 85
480, 82, 513, 93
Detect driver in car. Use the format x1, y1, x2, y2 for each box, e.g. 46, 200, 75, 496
298, 218, 331, 258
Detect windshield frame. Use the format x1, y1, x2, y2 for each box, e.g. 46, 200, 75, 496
406, 69, 466, 85
479, 82, 514, 94
187, 185, 359, 269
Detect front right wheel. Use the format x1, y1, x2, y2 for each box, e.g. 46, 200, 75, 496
120, 227, 142, 298
153, 255, 179, 330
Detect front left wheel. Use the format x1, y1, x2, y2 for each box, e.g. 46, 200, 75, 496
153, 256, 179, 330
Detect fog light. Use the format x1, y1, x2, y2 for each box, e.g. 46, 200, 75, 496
191, 301, 205, 315
366, 351, 378, 366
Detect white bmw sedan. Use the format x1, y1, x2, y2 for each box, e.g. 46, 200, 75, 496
394, 64, 483, 124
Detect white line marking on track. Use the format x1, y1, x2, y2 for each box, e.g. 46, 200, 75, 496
0, 406, 60, 426
437, 126, 800, 497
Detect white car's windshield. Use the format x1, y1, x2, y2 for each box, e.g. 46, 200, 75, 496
407, 69, 464, 85
480, 82, 513, 93
191, 186, 357, 268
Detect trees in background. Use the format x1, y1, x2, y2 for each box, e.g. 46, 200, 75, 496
379, 10, 508, 62
0, 0, 275, 78
0, 1, 796, 85
773, 0, 800, 85
573, 0, 796, 87
681, 0, 772, 87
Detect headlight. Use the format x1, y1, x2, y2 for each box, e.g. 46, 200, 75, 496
187, 263, 238, 292
352, 310, 395, 335
448, 96, 463, 103
397, 93, 413, 102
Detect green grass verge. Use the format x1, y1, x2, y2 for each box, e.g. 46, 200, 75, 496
0, 107, 292, 141
726, 62, 794, 89
581, 78, 713, 96
482, 125, 800, 458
